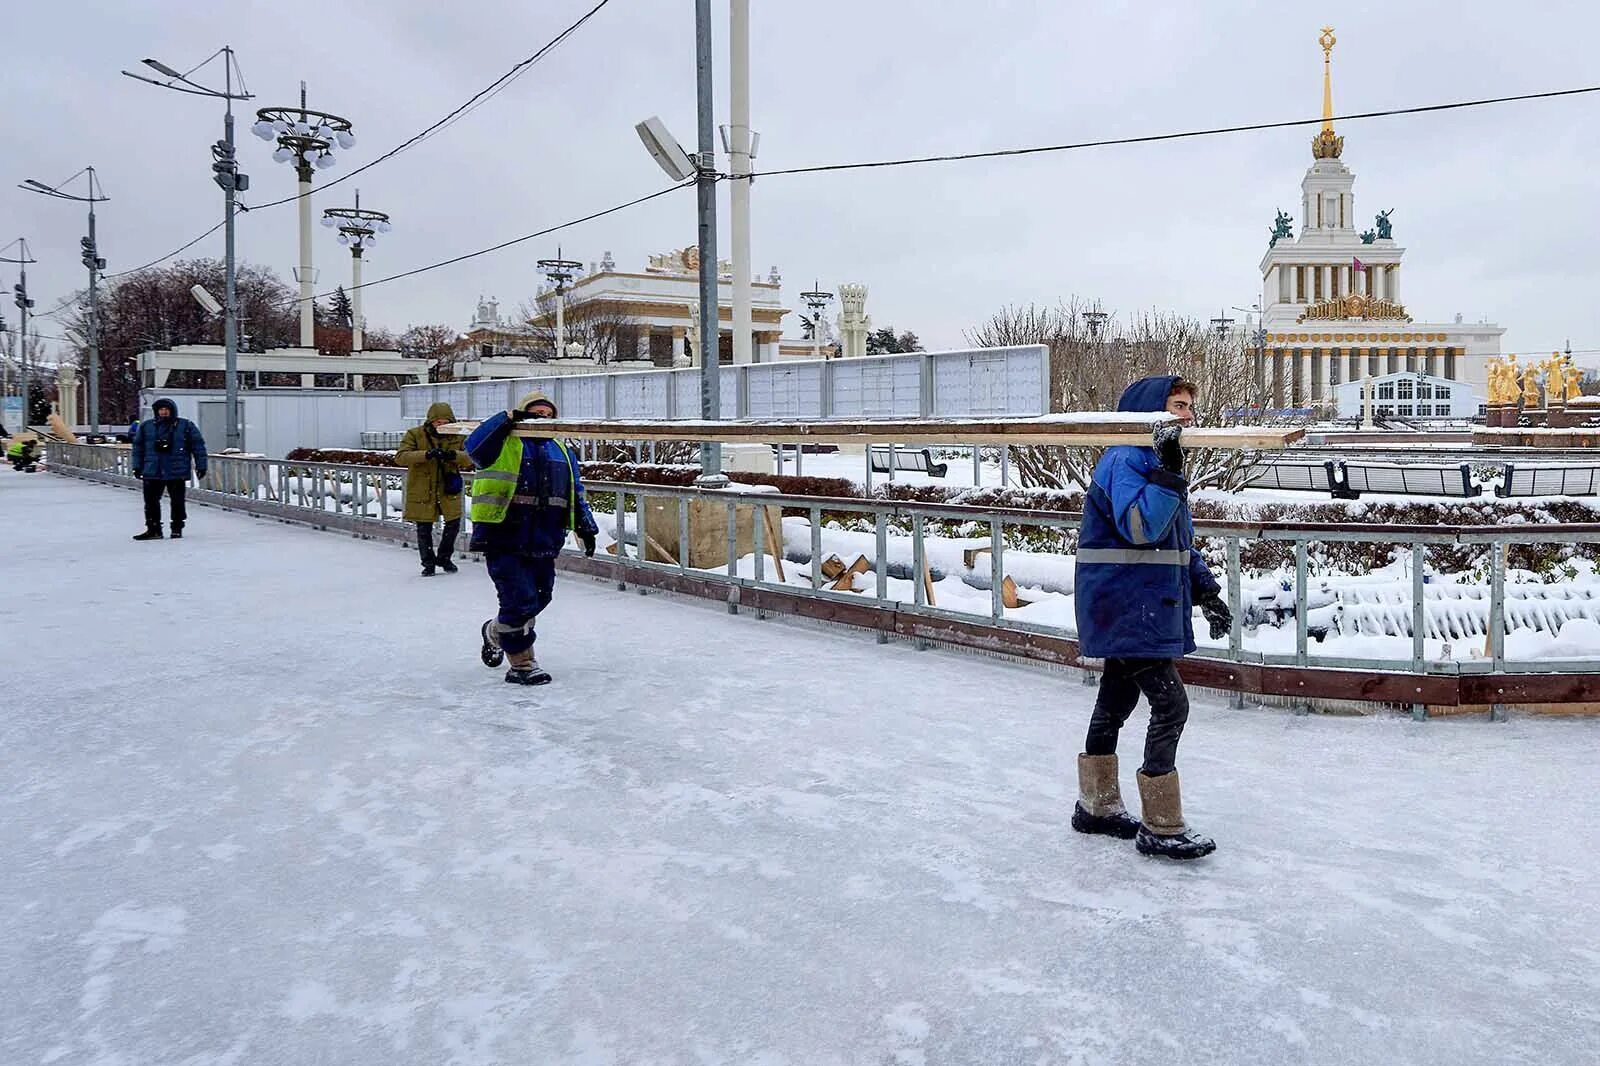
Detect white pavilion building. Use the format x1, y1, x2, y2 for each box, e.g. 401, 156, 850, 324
1256, 28, 1504, 409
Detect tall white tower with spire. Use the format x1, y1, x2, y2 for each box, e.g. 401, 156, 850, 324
1251, 30, 1503, 409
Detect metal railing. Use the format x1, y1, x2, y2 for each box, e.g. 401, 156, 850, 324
46, 441, 1600, 717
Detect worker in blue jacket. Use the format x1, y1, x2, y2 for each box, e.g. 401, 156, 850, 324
1072, 374, 1231, 860
466, 390, 598, 686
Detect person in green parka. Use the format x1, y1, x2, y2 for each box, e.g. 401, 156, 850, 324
395, 402, 474, 576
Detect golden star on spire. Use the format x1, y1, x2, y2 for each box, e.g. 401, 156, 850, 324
1312, 26, 1344, 159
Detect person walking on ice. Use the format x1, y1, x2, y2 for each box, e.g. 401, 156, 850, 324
395, 401, 473, 577
466, 390, 598, 685
1071, 374, 1231, 860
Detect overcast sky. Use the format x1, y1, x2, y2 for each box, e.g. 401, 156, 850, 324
6, 0, 1598, 363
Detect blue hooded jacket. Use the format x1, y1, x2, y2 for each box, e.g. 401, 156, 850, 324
130, 398, 208, 481
464, 411, 599, 557
1074, 375, 1220, 659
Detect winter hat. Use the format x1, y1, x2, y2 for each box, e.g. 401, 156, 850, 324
516, 390, 557, 416
425, 401, 456, 423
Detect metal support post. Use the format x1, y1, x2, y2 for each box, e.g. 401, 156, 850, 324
1227, 536, 1245, 709
1411, 543, 1427, 720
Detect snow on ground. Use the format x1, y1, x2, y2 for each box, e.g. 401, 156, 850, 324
5, 472, 1600, 1065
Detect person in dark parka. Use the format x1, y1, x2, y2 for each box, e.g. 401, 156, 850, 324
465, 390, 599, 685
129, 397, 208, 540
1072, 375, 1231, 860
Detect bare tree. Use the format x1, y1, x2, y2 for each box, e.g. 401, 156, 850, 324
518, 294, 642, 364
966, 300, 1274, 492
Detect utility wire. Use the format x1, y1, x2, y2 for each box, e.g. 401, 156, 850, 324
748, 84, 1600, 179
103, 219, 228, 280
250, 0, 613, 211
91, 2, 611, 280
314, 182, 690, 300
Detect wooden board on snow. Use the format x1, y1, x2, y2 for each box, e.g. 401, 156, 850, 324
438, 416, 1302, 452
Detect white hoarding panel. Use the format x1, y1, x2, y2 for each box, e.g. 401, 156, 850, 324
613, 372, 671, 419
467, 380, 511, 419
746, 362, 823, 419
931, 345, 1048, 417
400, 384, 431, 419
562, 374, 608, 418
831, 354, 922, 419
674, 370, 699, 420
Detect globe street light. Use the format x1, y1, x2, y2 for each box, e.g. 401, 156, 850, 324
800, 281, 833, 362
21, 169, 109, 432
122, 47, 252, 450
321, 190, 391, 352
536, 248, 584, 359
253, 82, 355, 348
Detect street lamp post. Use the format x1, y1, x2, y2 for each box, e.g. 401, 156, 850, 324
1232, 303, 1267, 409
800, 282, 833, 361
123, 48, 254, 450
536, 249, 583, 358
21, 169, 109, 433
630, 0, 723, 483
1, 240, 36, 430
321, 191, 391, 353
251, 83, 356, 349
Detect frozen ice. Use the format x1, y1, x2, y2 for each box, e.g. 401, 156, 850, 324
3, 473, 1598, 1064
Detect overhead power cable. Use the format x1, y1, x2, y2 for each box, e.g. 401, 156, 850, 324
250, 0, 614, 211
103, 219, 228, 280
748, 84, 1600, 179
92, 1, 613, 278
314, 182, 690, 300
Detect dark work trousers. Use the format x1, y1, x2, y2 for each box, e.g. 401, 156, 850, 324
484, 552, 557, 655
416, 519, 461, 567
142, 478, 188, 531
1083, 657, 1191, 777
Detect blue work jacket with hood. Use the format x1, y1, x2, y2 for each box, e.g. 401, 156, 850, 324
1074, 375, 1220, 659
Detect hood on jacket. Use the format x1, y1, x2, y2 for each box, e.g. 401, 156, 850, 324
515, 390, 557, 417
1116, 375, 1183, 414
425, 401, 457, 424
152, 397, 178, 419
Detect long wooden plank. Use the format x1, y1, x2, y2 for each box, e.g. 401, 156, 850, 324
438, 417, 1302, 452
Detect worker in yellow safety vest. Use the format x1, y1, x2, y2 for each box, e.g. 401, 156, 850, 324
464, 390, 598, 685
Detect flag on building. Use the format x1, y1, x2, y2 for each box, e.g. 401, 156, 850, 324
1352, 256, 1365, 272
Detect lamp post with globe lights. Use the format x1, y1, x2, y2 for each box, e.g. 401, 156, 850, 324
536, 249, 584, 359
250, 83, 355, 348
800, 282, 833, 361
320, 191, 391, 353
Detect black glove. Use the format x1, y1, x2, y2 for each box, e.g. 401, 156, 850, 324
425, 447, 443, 460
509, 408, 538, 422
1153, 421, 1185, 475
579, 531, 597, 557
194, 469, 206, 480
133, 471, 143, 480
437, 448, 457, 462
1197, 591, 1232, 640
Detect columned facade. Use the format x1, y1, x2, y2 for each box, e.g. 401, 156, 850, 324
1252, 29, 1502, 407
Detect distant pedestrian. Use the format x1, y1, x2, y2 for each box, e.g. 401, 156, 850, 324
129, 397, 208, 540
395, 401, 473, 577
1072, 375, 1231, 860
466, 390, 598, 685
7, 433, 39, 472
